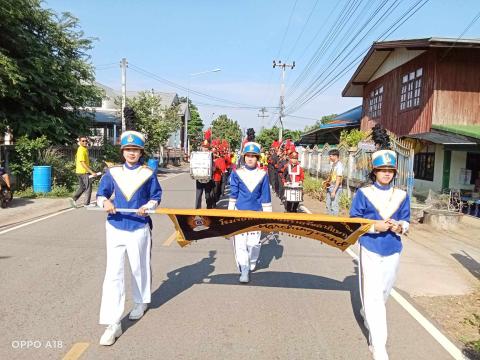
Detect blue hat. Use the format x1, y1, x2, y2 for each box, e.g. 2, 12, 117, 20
372, 150, 397, 169
242, 142, 261, 156
120, 131, 145, 149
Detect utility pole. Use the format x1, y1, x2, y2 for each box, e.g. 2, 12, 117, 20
120, 58, 128, 132
273, 60, 295, 143
257, 107, 269, 129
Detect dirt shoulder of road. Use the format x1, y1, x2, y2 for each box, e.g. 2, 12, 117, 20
301, 194, 480, 359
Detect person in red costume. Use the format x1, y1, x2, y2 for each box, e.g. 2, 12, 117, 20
222, 150, 231, 195
213, 150, 226, 204
282, 151, 304, 212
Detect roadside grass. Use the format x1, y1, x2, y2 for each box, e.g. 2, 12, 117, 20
415, 288, 480, 360
303, 173, 325, 201
15, 185, 72, 198
462, 312, 480, 359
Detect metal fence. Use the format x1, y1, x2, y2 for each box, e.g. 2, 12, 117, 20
297, 132, 414, 197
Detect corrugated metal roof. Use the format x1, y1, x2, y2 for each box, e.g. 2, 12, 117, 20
299, 106, 362, 145
405, 129, 478, 145
92, 110, 120, 124
432, 124, 480, 140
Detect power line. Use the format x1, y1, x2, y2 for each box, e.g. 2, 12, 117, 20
286, 0, 398, 112
284, 0, 321, 62
441, 9, 480, 60
128, 63, 271, 109
285, 0, 430, 115
285, 0, 360, 98
275, 0, 299, 60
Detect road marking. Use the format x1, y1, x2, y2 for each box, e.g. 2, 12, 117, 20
299, 203, 466, 360
62, 342, 89, 360
0, 207, 76, 236
157, 171, 187, 182
162, 231, 177, 246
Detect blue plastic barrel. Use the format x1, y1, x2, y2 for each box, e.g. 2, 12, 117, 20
147, 159, 159, 174
33, 166, 52, 193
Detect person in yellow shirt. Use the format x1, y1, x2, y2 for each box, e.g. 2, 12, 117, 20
71, 136, 96, 207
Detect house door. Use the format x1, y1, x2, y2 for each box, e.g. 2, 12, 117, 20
442, 150, 451, 190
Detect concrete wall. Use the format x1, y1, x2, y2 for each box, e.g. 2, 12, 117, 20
413, 144, 444, 196
413, 146, 475, 197
449, 151, 475, 190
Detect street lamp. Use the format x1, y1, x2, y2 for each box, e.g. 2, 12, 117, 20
185, 68, 221, 154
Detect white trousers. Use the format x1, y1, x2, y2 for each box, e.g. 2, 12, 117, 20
359, 245, 400, 354
99, 222, 152, 325
233, 231, 262, 271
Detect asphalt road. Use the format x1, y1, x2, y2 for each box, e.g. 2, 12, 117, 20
0, 169, 454, 360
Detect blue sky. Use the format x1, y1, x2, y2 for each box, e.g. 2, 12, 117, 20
44, 0, 480, 131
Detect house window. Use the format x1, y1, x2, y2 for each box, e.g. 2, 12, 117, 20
368, 85, 383, 118
400, 67, 422, 111
414, 143, 435, 181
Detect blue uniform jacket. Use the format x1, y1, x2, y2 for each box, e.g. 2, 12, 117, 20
350, 182, 410, 256
97, 163, 162, 231
229, 166, 272, 211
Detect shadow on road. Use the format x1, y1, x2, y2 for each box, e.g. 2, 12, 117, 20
120, 250, 217, 334
451, 250, 480, 280
151, 250, 217, 308
206, 259, 369, 345
255, 233, 284, 271
6, 197, 34, 208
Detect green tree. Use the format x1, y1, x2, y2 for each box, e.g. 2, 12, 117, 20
125, 92, 181, 156
0, 0, 102, 143
211, 114, 242, 150
283, 129, 302, 142
179, 97, 204, 150
256, 127, 302, 150
339, 128, 367, 147
256, 126, 280, 150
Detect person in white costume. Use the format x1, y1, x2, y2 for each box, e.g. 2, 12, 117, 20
350, 146, 410, 360
96, 131, 162, 346
228, 142, 272, 283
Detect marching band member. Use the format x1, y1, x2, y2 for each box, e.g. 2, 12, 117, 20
222, 149, 231, 196
213, 149, 226, 204
195, 140, 215, 209
96, 131, 162, 346
277, 147, 289, 201
349, 149, 410, 360
228, 141, 272, 283
282, 151, 304, 212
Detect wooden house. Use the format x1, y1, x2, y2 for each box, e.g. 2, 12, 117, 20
342, 37, 480, 196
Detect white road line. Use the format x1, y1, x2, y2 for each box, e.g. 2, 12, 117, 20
0, 207, 76, 236
0, 171, 187, 236
298, 203, 466, 360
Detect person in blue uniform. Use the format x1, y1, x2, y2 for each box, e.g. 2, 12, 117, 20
228, 142, 272, 283
350, 149, 410, 360
96, 131, 162, 346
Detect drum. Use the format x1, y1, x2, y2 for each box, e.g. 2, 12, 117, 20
190, 151, 213, 182
284, 183, 303, 202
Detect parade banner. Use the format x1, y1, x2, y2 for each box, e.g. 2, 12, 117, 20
155, 208, 374, 251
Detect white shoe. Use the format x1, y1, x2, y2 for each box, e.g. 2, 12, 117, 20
99, 323, 122, 346
239, 267, 249, 283
129, 303, 148, 320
